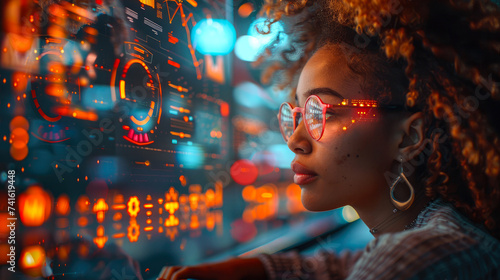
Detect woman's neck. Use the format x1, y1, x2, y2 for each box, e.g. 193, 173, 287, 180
354, 192, 432, 238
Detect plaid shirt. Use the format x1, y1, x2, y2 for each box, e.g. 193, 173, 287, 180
256, 198, 500, 280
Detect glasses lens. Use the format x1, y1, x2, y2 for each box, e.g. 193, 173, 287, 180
279, 103, 294, 141
305, 95, 324, 140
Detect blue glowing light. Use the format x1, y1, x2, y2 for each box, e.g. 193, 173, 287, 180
233, 82, 268, 108
235, 18, 287, 62
192, 18, 236, 55
234, 35, 261, 62
176, 144, 204, 169
268, 144, 295, 168
248, 18, 285, 46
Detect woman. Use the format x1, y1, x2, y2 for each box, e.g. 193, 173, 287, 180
157, 0, 500, 279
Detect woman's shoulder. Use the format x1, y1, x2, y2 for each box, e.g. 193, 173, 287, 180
347, 198, 500, 280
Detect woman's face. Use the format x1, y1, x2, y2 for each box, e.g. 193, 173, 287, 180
289, 44, 402, 212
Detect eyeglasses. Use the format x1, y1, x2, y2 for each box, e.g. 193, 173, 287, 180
278, 94, 400, 142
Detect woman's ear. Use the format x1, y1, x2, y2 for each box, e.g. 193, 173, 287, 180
398, 112, 426, 161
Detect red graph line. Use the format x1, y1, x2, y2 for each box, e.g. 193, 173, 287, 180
165, 0, 202, 79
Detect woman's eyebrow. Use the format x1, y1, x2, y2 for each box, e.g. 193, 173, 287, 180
296, 87, 345, 104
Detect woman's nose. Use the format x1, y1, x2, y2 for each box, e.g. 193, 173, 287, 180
287, 120, 312, 154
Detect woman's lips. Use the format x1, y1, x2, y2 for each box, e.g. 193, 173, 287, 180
293, 174, 318, 185
291, 162, 318, 185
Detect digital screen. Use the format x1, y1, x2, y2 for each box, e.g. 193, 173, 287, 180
0, 1, 368, 279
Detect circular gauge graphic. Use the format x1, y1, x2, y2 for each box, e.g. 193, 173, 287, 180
29, 49, 72, 143
111, 46, 162, 146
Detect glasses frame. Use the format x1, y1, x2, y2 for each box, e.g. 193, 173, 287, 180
278, 94, 400, 142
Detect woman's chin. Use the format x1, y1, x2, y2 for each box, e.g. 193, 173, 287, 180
301, 194, 337, 212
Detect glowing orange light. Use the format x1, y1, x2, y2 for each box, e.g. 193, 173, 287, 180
92, 198, 108, 223
127, 196, 141, 218
261, 192, 273, 198
120, 80, 126, 99
127, 219, 140, 242
166, 228, 178, 241
168, 60, 180, 68
286, 183, 306, 214
185, 0, 198, 7
205, 189, 215, 207
164, 187, 179, 214
206, 212, 215, 231
238, 3, 254, 18
113, 233, 125, 239
189, 193, 200, 211
113, 212, 122, 221
242, 185, 256, 201
130, 101, 155, 126
19, 186, 52, 227
220, 101, 229, 117
179, 175, 187, 186
76, 195, 90, 213
55, 194, 70, 216
77, 217, 88, 227
20, 246, 45, 276
164, 214, 179, 227
190, 214, 199, 229
10, 127, 29, 148
93, 225, 108, 248
10, 144, 28, 161
56, 244, 70, 262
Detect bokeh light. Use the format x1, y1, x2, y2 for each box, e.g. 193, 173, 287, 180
192, 18, 236, 55
20, 245, 46, 277
234, 35, 260, 62
342, 205, 360, 222
230, 159, 258, 185
55, 194, 71, 216
176, 144, 204, 169
19, 185, 53, 227
238, 3, 255, 18
233, 81, 268, 108
248, 18, 285, 46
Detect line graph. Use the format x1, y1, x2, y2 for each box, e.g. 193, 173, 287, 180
164, 0, 202, 79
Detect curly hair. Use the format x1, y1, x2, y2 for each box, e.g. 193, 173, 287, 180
254, 0, 500, 239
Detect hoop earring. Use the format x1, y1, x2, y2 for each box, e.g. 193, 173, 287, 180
390, 156, 415, 211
